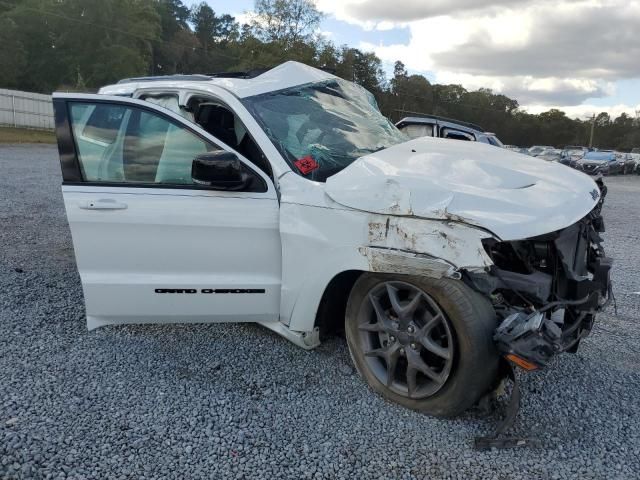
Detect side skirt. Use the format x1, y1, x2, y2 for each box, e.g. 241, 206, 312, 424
257, 321, 321, 350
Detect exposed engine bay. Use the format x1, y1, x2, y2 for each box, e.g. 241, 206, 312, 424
465, 178, 612, 370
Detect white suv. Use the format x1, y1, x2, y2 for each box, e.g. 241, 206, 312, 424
52, 62, 612, 417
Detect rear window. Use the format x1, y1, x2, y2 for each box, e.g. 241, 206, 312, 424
584, 152, 614, 161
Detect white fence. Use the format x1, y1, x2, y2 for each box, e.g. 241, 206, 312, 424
0, 88, 54, 130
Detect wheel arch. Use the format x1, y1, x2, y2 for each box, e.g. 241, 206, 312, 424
313, 269, 364, 338
278, 197, 494, 336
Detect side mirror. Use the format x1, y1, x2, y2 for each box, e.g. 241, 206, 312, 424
191, 151, 248, 190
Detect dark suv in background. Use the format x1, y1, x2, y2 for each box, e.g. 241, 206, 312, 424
396, 115, 505, 147
560, 146, 589, 167
577, 151, 621, 175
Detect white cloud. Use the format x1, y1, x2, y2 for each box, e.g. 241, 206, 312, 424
316, 0, 534, 24
319, 0, 640, 108
358, 15, 471, 72
232, 12, 255, 26
375, 21, 396, 31
522, 103, 640, 120
431, 72, 614, 106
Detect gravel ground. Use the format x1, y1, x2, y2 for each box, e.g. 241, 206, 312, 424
1, 143, 639, 480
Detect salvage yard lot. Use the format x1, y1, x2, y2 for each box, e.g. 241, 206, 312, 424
1, 144, 639, 480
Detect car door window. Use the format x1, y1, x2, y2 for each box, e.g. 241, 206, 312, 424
442, 128, 474, 141
141, 94, 195, 122
69, 102, 214, 185
190, 99, 273, 179
400, 124, 434, 139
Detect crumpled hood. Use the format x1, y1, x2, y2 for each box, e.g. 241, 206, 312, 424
325, 136, 601, 241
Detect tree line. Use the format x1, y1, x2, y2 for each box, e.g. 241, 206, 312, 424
1, 0, 638, 149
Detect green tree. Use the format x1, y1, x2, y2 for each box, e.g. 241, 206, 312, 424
317, 42, 339, 72
60, 0, 160, 87
251, 0, 323, 50
151, 0, 191, 74
336, 47, 384, 94
0, 16, 26, 88
188, 3, 241, 72
3, 0, 65, 92
4, 0, 160, 91
156, 0, 190, 37
383, 63, 433, 121
191, 3, 238, 50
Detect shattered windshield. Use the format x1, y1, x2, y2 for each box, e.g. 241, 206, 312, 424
242, 79, 408, 182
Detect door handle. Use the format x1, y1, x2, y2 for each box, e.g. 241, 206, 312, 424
80, 199, 128, 210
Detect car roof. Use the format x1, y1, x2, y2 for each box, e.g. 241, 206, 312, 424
99, 61, 336, 99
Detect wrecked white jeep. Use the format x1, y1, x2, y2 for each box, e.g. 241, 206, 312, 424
52, 62, 611, 417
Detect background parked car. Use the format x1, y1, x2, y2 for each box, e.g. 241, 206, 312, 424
614, 152, 636, 174
630, 153, 640, 174
503, 144, 522, 152
577, 151, 621, 175
395, 115, 505, 147
560, 146, 589, 167
527, 145, 555, 156
537, 148, 563, 162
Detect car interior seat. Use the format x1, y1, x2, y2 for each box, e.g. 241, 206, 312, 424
194, 102, 272, 178
195, 103, 237, 148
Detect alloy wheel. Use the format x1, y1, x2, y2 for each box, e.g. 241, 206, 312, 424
356, 281, 455, 399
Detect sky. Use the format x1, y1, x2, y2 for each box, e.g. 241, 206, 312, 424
189, 0, 640, 120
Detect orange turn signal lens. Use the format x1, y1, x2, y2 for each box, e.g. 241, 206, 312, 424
505, 354, 539, 371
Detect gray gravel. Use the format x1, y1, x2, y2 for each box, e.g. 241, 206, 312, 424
1, 143, 639, 480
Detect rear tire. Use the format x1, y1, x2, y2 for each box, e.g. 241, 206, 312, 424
345, 273, 499, 417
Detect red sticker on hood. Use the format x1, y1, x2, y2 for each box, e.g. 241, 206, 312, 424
294, 155, 319, 175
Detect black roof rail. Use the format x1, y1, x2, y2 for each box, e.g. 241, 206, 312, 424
207, 69, 268, 79
117, 70, 270, 84
117, 74, 214, 84
395, 109, 485, 132
208, 65, 337, 78
119, 64, 339, 84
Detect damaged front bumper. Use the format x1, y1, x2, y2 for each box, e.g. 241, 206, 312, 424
465, 179, 612, 370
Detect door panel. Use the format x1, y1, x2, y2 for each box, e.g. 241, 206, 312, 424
64, 187, 281, 328
53, 93, 281, 328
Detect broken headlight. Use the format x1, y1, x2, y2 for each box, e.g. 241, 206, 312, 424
467, 179, 612, 369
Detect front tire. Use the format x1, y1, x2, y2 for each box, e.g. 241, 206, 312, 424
345, 274, 499, 417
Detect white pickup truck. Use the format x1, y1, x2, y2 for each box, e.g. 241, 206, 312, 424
52, 62, 611, 417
